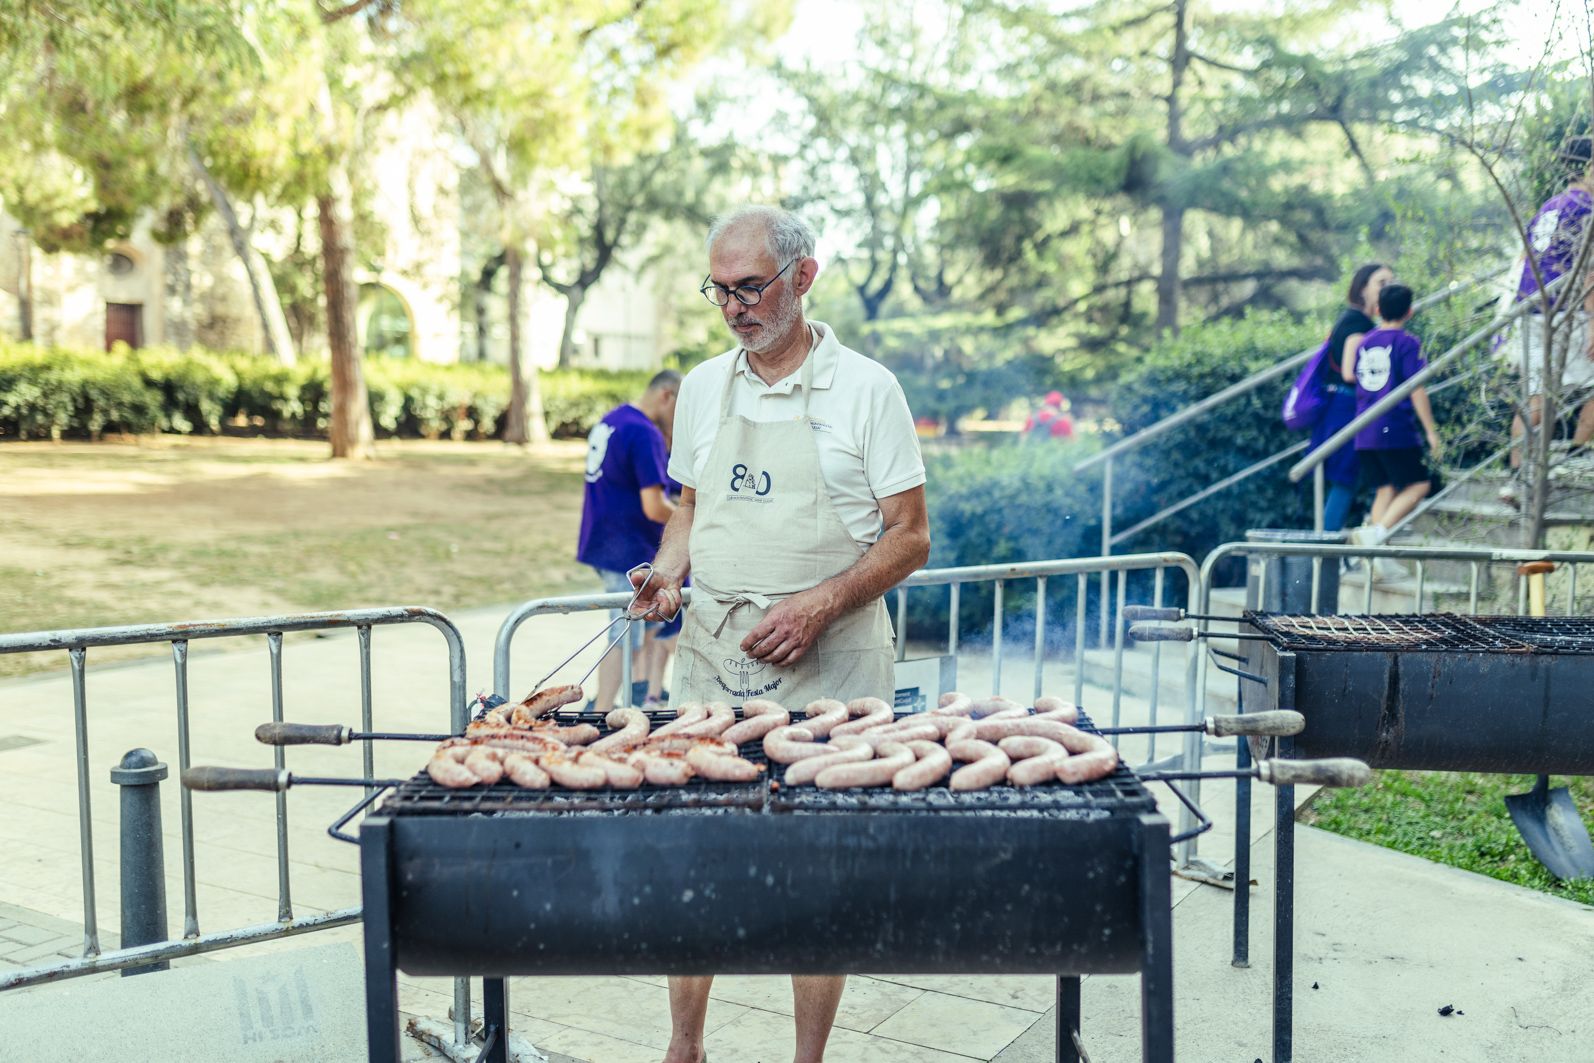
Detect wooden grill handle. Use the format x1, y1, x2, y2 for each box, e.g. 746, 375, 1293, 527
182, 766, 290, 792
255, 722, 351, 746
1128, 622, 1194, 643
1257, 757, 1372, 788
1124, 606, 1183, 623
1207, 710, 1305, 738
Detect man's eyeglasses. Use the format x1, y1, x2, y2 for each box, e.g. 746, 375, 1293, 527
700, 258, 798, 307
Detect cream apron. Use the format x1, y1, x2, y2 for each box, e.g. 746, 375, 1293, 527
672, 341, 895, 708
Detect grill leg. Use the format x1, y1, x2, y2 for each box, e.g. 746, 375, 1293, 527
1232, 732, 1252, 968
361, 819, 401, 1063
1055, 976, 1081, 1063
1272, 769, 1295, 1063
1139, 814, 1175, 1063
482, 978, 509, 1063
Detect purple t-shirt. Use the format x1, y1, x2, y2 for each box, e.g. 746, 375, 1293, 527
1354, 329, 1426, 450
576, 404, 669, 573
1517, 188, 1593, 306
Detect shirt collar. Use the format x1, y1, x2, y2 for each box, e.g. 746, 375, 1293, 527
733, 320, 840, 395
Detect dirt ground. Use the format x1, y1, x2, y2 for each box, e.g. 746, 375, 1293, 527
0, 436, 593, 675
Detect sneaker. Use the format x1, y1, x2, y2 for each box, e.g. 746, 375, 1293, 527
1371, 556, 1409, 583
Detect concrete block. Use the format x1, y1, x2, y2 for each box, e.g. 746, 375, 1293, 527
0, 940, 365, 1062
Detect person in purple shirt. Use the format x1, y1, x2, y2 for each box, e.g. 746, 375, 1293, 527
576, 369, 681, 711
1345, 284, 1442, 566
1502, 136, 1594, 506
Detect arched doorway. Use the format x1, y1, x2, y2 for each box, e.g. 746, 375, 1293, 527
359, 283, 414, 359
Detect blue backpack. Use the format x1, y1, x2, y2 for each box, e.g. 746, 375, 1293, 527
1280, 334, 1336, 431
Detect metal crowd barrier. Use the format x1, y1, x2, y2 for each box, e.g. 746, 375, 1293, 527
494, 552, 1209, 858
0, 607, 467, 994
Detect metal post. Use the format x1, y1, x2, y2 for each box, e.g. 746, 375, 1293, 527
1139, 814, 1176, 1063
1073, 574, 1087, 710
992, 580, 1005, 696
1100, 455, 1114, 646
1231, 716, 1252, 968
1312, 466, 1325, 533
1110, 569, 1128, 735
896, 587, 908, 663
359, 625, 375, 795
111, 749, 170, 976
947, 582, 960, 657
171, 641, 199, 939
267, 632, 292, 922
1056, 975, 1082, 1063
1033, 576, 1047, 703
1147, 570, 1164, 762
70, 647, 100, 957
1273, 740, 1296, 1063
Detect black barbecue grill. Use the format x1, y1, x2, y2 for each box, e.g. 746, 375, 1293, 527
358, 709, 1175, 1063
1224, 612, 1594, 1063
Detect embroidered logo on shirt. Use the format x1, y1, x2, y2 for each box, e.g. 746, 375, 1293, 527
727, 463, 774, 502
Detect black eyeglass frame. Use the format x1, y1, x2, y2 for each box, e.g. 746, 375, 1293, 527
699, 257, 800, 307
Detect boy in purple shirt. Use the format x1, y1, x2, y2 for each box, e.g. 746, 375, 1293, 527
1345, 284, 1442, 561
576, 370, 681, 710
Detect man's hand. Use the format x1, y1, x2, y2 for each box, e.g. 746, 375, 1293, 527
741, 588, 838, 667
630, 566, 684, 622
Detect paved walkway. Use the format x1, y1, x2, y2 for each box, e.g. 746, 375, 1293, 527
1, 602, 1590, 1061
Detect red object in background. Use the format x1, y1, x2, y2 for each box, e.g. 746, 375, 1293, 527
1024, 393, 1074, 439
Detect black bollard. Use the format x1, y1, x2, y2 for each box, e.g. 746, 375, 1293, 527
110, 748, 170, 976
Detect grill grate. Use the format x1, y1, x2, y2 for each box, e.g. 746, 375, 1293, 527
1469, 615, 1594, 655
377, 709, 1155, 818
1244, 613, 1537, 653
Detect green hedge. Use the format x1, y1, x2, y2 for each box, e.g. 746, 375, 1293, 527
0, 341, 645, 442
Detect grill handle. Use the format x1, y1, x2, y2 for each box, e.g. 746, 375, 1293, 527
255, 722, 350, 746
182, 766, 290, 792
1257, 758, 1372, 788
1124, 605, 1183, 622
1129, 622, 1193, 642
1207, 710, 1304, 738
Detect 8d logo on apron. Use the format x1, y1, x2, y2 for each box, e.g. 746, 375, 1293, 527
726, 462, 774, 503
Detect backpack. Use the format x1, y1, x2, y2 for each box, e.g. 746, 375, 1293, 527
1280, 334, 1336, 431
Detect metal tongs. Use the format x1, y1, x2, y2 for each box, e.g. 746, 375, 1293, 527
523, 562, 681, 696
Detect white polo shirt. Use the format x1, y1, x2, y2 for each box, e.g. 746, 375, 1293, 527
667, 321, 926, 546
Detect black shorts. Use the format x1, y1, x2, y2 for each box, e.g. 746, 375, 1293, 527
1359, 447, 1430, 490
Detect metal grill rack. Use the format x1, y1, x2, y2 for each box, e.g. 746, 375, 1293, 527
1244, 612, 1536, 653
1471, 615, 1594, 654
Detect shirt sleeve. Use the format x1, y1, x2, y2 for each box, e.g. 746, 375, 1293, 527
1404, 335, 1425, 378
666, 369, 706, 489
864, 374, 927, 499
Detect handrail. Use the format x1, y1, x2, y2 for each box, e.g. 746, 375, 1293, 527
1074, 266, 1509, 475
1288, 273, 1566, 483
1111, 441, 1309, 547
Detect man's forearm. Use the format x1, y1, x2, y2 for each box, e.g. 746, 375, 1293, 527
811, 522, 930, 621
653, 498, 695, 583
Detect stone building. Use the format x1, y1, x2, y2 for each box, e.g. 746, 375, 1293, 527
0, 98, 669, 371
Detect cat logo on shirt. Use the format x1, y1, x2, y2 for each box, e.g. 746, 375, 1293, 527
727, 462, 774, 502
1356, 344, 1393, 392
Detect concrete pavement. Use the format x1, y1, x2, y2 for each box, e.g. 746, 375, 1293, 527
0, 599, 1590, 1061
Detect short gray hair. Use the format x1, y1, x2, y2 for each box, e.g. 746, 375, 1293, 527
705, 205, 816, 262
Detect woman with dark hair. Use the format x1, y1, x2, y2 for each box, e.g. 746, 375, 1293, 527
1313, 262, 1395, 529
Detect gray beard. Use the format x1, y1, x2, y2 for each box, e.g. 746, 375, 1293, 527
729, 292, 802, 354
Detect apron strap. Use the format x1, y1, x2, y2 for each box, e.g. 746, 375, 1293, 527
718, 326, 821, 421
706, 590, 775, 638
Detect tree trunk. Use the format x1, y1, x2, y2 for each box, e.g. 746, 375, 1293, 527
557, 285, 588, 369
15, 233, 32, 342
317, 174, 375, 460
502, 246, 549, 445
163, 234, 194, 351
475, 251, 504, 363
187, 141, 297, 364
1156, 0, 1191, 334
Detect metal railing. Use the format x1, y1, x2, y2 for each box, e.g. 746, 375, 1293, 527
0, 607, 467, 993
496, 553, 1211, 862
1074, 266, 1509, 639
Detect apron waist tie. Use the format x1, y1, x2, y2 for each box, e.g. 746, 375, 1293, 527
706, 590, 775, 638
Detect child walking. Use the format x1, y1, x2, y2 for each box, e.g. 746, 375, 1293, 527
1344, 283, 1442, 566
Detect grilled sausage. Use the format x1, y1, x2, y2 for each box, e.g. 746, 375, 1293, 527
721, 709, 791, 747
651, 705, 709, 737
892, 740, 953, 791
800, 699, 849, 737
579, 750, 644, 789
1033, 696, 1080, 723
587, 708, 651, 754
528, 722, 600, 745
971, 717, 1078, 743
831, 704, 894, 736
971, 696, 1026, 719
1055, 748, 1119, 784
463, 747, 505, 786
440, 732, 567, 755
947, 739, 1011, 791
815, 741, 916, 789
641, 735, 737, 757
782, 736, 874, 786
541, 754, 608, 790
998, 736, 1069, 787
501, 752, 550, 789
632, 750, 695, 786
512, 683, 585, 720
931, 692, 975, 716
762, 725, 826, 763
740, 698, 787, 718
426, 747, 480, 788
685, 745, 764, 782
858, 722, 939, 747
679, 702, 737, 737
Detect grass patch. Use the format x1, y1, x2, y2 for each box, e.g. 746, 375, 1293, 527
0, 438, 594, 677
1302, 769, 1594, 906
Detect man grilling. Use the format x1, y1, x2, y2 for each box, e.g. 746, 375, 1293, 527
630, 205, 930, 1063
